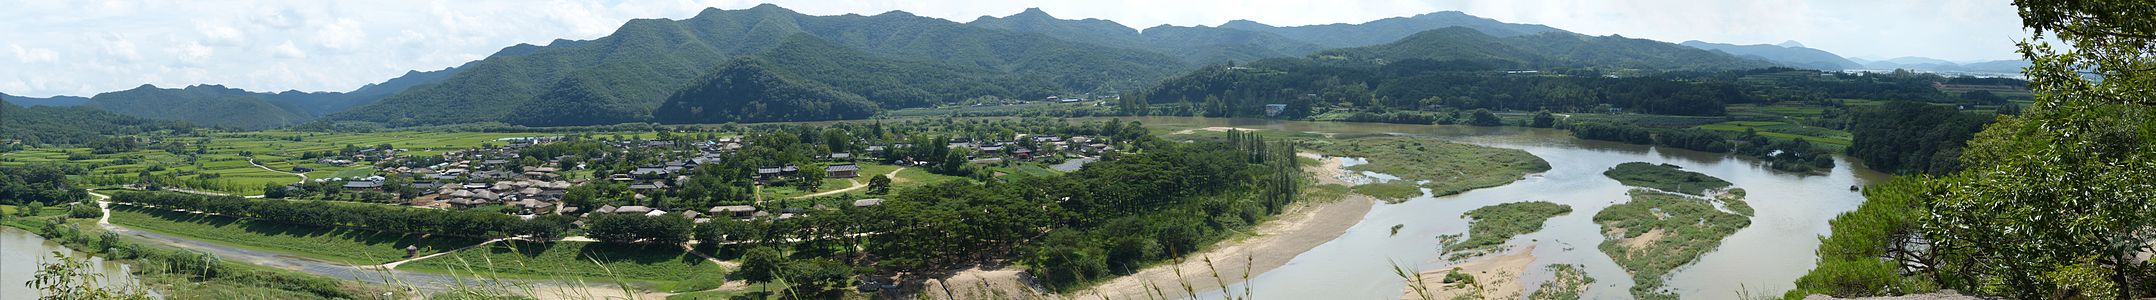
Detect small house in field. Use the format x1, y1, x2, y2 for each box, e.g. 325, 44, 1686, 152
852, 198, 885, 207
756, 167, 784, 182
613, 206, 654, 215
710, 205, 757, 219
343, 180, 384, 190
826, 164, 860, 178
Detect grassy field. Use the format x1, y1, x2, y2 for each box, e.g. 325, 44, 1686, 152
1309, 136, 1550, 199
1602, 162, 1733, 196
1349, 181, 1422, 202
401, 240, 726, 290
1447, 201, 1573, 257
1595, 190, 1752, 300
892, 167, 966, 187
107, 206, 483, 265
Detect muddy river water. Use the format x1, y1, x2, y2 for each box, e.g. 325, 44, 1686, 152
1, 227, 151, 298
1121, 117, 1887, 299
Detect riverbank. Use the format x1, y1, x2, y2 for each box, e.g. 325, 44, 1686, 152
1402, 245, 1538, 300
1071, 154, 1375, 299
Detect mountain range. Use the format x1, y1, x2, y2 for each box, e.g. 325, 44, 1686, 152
1849, 57, 2032, 74
1681, 40, 1864, 70
0, 4, 1981, 131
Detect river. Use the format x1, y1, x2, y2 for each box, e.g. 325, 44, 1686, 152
1118, 117, 1887, 299
0, 227, 151, 298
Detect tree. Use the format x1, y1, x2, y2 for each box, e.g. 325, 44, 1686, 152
739, 247, 785, 293
795, 162, 826, 192
1912, 1, 2156, 298
1467, 109, 1503, 126
261, 183, 289, 199
866, 175, 892, 195
1530, 110, 1556, 128
781, 258, 851, 297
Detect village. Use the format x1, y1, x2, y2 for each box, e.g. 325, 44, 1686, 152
286, 123, 1130, 228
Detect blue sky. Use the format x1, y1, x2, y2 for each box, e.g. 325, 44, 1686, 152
0, 0, 2027, 97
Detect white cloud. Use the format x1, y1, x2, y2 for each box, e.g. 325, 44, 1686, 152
271, 41, 307, 59
197, 22, 245, 45
10, 44, 59, 63
0, 0, 2027, 98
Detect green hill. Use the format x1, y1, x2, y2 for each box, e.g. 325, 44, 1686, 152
1320, 28, 1777, 71
652, 59, 877, 124
331, 5, 1185, 127
1681, 41, 1862, 70
86, 85, 310, 130
1135, 27, 1776, 118
1, 97, 188, 146
1217, 11, 1568, 48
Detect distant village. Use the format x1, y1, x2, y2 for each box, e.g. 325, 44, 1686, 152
286, 130, 1125, 224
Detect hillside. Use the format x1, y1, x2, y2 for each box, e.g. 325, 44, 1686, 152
1681, 40, 1862, 70
0, 98, 189, 145
263, 64, 468, 117
1318, 27, 1777, 71
0, 92, 91, 107
1218, 11, 1568, 48
86, 85, 311, 130
331, 5, 1184, 127
1135, 27, 1779, 118
969, 8, 1324, 64
652, 59, 877, 124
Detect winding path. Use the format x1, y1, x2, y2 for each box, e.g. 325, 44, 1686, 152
249, 157, 308, 182
792, 167, 904, 199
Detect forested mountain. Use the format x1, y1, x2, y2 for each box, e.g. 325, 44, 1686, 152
1681, 40, 1862, 70
331, 4, 1184, 127
262, 64, 468, 117
968, 8, 1325, 64
86, 84, 311, 130
1317, 28, 1779, 71
0, 92, 90, 107
1217, 11, 1567, 48
6, 5, 1834, 128
652, 59, 877, 124
1, 63, 459, 130
968, 8, 1568, 66
1132, 30, 1905, 118
0, 98, 189, 146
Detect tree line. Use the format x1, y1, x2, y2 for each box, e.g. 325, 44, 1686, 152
111, 191, 573, 239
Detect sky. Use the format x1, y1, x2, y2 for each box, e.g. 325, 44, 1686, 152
0, 0, 2029, 98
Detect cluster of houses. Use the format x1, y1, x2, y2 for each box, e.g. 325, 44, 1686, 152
578, 197, 888, 223
317, 131, 1125, 224
945, 135, 1112, 163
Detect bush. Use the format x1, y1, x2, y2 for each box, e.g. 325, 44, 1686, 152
66, 204, 102, 219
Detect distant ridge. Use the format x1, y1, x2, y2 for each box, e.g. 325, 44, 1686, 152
1680, 40, 1861, 70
